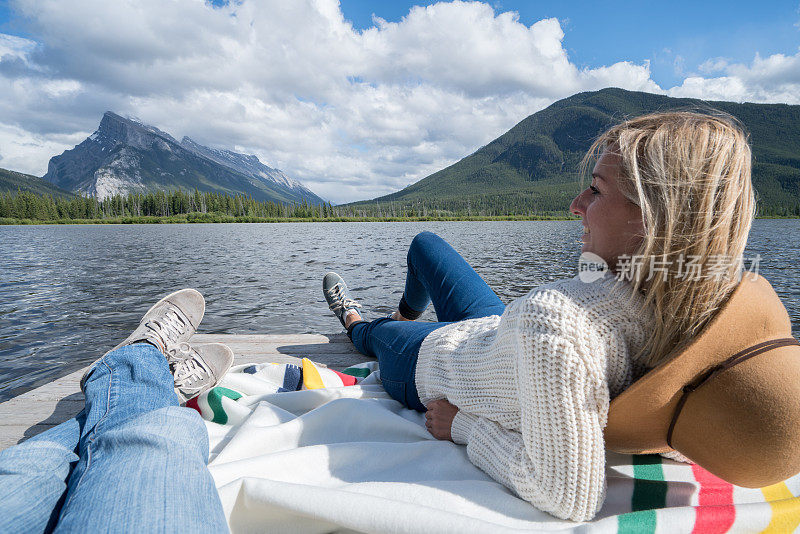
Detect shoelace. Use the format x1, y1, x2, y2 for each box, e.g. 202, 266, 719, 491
326, 282, 362, 315
167, 341, 195, 363
174, 355, 212, 389
144, 307, 189, 354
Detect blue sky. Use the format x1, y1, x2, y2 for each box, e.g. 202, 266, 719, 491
337, 0, 800, 88
0, 0, 799, 202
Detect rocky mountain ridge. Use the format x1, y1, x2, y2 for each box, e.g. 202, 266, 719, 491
179, 136, 309, 193
43, 112, 324, 205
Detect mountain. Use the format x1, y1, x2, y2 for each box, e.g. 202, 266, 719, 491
0, 167, 72, 197
42, 112, 325, 205
179, 136, 321, 204
358, 88, 800, 215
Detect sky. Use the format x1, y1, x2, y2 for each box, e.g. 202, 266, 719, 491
0, 1, 799, 204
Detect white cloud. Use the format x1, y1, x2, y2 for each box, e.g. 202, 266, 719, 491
1, 0, 795, 203
0, 33, 36, 59
698, 57, 730, 75
0, 122, 87, 176
668, 51, 800, 104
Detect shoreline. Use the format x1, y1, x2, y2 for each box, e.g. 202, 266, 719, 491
1, 215, 580, 225
2, 215, 799, 225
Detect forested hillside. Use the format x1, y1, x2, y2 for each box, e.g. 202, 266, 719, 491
0, 167, 71, 198
351, 88, 800, 217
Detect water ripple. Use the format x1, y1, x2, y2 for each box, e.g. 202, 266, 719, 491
0, 220, 797, 400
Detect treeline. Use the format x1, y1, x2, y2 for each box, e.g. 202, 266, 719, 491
349, 190, 578, 217
2, 189, 794, 223
0, 189, 577, 222
756, 204, 800, 217
0, 189, 574, 223
0, 189, 335, 220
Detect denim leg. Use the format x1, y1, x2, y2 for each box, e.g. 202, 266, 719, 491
53, 343, 227, 533
0, 416, 82, 534
401, 231, 505, 321
350, 232, 505, 411
350, 318, 448, 412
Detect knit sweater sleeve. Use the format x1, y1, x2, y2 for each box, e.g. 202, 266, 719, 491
449, 294, 611, 523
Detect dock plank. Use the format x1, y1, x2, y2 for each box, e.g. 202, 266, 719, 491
2, 425, 59, 443
205, 344, 361, 356
1, 398, 85, 426
191, 333, 352, 344
0, 334, 370, 451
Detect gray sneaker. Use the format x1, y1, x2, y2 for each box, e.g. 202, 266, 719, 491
323, 272, 363, 328
81, 289, 205, 388
109, 288, 205, 363
173, 343, 234, 403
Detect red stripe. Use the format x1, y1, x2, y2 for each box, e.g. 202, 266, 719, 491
691, 465, 736, 533
331, 369, 358, 386
186, 396, 201, 414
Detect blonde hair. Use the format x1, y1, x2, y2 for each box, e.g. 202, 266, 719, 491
582, 111, 756, 368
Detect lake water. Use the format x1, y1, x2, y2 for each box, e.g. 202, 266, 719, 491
1, 219, 798, 401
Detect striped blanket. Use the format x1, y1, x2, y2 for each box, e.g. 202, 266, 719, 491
192, 361, 800, 533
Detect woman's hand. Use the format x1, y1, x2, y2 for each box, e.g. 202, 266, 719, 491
425, 399, 459, 441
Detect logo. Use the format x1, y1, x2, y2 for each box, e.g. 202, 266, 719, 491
578, 252, 608, 283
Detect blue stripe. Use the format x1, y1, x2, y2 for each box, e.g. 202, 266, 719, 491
283, 364, 302, 391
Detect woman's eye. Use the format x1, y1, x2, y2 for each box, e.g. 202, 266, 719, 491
589, 185, 600, 195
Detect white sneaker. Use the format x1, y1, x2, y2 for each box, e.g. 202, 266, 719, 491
81, 289, 205, 388
110, 288, 205, 363
173, 343, 234, 403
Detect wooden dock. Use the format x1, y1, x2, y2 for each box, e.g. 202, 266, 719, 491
0, 334, 370, 451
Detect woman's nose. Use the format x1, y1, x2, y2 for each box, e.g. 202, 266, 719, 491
570, 189, 587, 216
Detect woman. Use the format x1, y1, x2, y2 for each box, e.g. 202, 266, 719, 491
323, 111, 755, 522
0, 289, 232, 533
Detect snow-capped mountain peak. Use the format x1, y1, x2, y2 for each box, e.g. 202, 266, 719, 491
42, 111, 325, 204
180, 136, 316, 196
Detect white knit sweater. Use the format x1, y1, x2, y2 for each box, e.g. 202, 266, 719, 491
414, 273, 653, 522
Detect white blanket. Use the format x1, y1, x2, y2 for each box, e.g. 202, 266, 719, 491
203, 364, 800, 533
205, 367, 617, 533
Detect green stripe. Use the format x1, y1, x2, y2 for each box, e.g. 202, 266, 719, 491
632, 454, 667, 510
207, 386, 243, 425
342, 367, 371, 378
617, 455, 667, 534
617, 509, 658, 533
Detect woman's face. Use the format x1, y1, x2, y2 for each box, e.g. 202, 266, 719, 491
569, 150, 645, 271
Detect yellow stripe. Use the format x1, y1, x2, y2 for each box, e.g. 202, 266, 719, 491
302, 358, 325, 389
760, 482, 800, 533
763, 482, 794, 502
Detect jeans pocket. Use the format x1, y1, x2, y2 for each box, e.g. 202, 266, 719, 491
380, 378, 407, 407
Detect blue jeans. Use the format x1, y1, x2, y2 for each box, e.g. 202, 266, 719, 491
0, 343, 227, 533
349, 232, 505, 412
